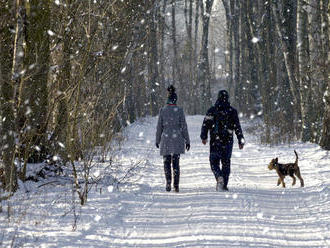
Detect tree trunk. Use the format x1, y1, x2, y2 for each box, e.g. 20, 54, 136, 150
297, 0, 313, 141
192, 0, 200, 114
159, 0, 167, 93
0, 1, 17, 192
51, 3, 72, 160
232, 0, 240, 106
23, 0, 51, 163
148, 3, 160, 116
272, 0, 301, 133
246, 0, 275, 143
320, 83, 330, 149
186, 0, 193, 113
171, 0, 178, 85
221, 0, 234, 100
244, 0, 259, 116
319, 0, 330, 149
307, 0, 327, 141
198, 0, 214, 113
238, 0, 249, 112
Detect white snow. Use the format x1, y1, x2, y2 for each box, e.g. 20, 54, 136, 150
121, 67, 127, 73
47, 30, 56, 36
1, 116, 330, 247
252, 37, 260, 43
58, 142, 65, 148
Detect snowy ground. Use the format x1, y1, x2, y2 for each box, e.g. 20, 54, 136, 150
1, 115, 330, 247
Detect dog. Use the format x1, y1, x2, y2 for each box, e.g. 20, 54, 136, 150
268, 150, 304, 188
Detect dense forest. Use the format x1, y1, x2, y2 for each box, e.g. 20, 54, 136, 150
0, 0, 329, 196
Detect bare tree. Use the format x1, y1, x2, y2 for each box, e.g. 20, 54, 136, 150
198, 0, 214, 113
320, 0, 330, 149
297, 0, 313, 141
0, 0, 16, 193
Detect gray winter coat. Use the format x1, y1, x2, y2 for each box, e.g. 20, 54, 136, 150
156, 105, 190, 156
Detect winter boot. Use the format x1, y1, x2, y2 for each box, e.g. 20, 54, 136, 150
222, 185, 229, 191
166, 183, 171, 192
174, 185, 179, 193
216, 176, 224, 192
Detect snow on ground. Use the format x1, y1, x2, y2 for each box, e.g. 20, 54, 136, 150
1, 115, 330, 247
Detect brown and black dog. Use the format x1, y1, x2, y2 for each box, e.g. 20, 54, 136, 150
268, 150, 304, 188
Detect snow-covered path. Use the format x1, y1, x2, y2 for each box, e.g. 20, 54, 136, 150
1, 115, 330, 247
103, 116, 330, 247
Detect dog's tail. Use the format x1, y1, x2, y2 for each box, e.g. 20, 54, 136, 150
294, 150, 298, 165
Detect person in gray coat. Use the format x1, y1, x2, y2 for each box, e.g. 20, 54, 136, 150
156, 85, 190, 192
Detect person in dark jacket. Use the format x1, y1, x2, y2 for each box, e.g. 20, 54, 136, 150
200, 90, 244, 191
156, 85, 190, 192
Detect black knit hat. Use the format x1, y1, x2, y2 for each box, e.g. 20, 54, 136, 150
167, 85, 177, 104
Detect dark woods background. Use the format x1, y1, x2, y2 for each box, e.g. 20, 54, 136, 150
0, 0, 329, 193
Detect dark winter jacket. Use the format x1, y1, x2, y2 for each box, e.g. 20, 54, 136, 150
200, 99, 244, 146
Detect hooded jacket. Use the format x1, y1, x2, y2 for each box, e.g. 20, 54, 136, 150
200, 98, 244, 146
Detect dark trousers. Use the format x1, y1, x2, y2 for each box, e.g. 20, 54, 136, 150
163, 154, 180, 187
209, 141, 233, 187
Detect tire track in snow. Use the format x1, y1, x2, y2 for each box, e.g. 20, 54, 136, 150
106, 116, 330, 248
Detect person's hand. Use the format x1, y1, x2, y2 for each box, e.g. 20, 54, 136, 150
239, 143, 244, 150
186, 144, 190, 151
202, 140, 207, 145
156, 143, 159, 148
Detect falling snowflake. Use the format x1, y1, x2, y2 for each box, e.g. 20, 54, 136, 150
47, 30, 55, 36
107, 185, 114, 192
58, 142, 65, 148
25, 107, 32, 116
251, 37, 259, 43
19, 69, 26, 75
28, 64, 36, 70
93, 170, 100, 177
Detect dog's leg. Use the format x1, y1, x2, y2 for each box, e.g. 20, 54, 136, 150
277, 178, 281, 186
280, 176, 286, 188
295, 169, 304, 187
290, 175, 296, 186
